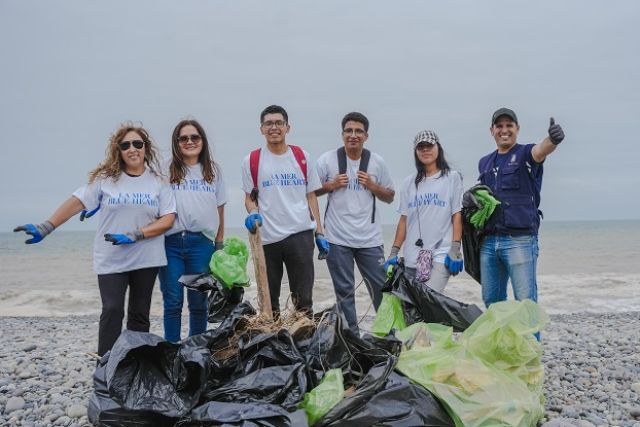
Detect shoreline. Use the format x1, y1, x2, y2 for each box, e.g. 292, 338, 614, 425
1, 311, 639, 426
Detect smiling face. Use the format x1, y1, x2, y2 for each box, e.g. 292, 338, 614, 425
341, 120, 368, 152
178, 124, 203, 164
260, 112, 289, 146
415, 142, 439, 169
491, 116, 520, 153
118, 130, 146, 173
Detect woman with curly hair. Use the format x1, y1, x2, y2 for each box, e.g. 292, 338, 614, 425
14, 123, 176, 356
159, 119, 227, 342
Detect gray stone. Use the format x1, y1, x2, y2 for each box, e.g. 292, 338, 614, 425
65, 404, 86, 418
22, 344, 37, 352
541, 418, 579, 427
4, 396, 25, 413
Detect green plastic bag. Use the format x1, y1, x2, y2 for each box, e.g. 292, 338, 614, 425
396, 300, 548, 427
299, 368, 344, 426
469, 189, 500, 229
371, 293, 407, 336
209, 237, 249, 289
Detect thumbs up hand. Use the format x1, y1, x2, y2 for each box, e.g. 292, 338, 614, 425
548, 117, 565, 145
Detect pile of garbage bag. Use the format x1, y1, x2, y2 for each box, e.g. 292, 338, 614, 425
88, 258, 548, 427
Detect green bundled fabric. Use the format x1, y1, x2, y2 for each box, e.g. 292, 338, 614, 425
470, 189, 500, 229
371, 293, 407, 336
209, 237, 249, 289
299, 368, 344, 426
396, 300, 547, 427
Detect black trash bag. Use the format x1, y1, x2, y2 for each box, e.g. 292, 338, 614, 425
238, 329, 306, 374
179, 273, 216, 293
387, 264, 483, 332
203, 363, 308, 410
175, 401, 309, 427
462, 206, 483, 284
303, 306, 397, 387
87, 351, 176, 427
317, 356, 453, 427
106, 330, 210, 419
207, 281, 245, 323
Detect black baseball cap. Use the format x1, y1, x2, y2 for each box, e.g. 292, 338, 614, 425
491, 107, 518, 125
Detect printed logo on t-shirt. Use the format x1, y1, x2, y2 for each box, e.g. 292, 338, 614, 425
346, 177, 364, 191
408, 192, 446, 209
107, 192, 159, 207
261, 172, 305, 188
172, 179, 216, 193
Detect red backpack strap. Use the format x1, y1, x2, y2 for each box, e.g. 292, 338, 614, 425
289, 145, 308, 183
249, 148, 261, 202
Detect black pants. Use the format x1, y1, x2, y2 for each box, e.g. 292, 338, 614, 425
97, 267, 158, 356
263, 230, 314, 314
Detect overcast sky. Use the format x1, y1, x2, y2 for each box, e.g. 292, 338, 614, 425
1, 1, 639, 232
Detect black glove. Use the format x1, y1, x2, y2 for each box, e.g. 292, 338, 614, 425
548, 117, 565, 145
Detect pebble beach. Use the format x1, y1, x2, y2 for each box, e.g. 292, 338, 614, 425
1, 311, 639, 426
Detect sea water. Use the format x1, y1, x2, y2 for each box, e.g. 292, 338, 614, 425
1, 220, 639, 317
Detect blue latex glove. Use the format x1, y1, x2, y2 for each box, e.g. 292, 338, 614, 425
13, 221, 55, 244
315, 233, 330, 260
383, 245, 401, 276
104, 230, 143, 245
244, 211, 262, 233
80, 203, 101, 221
548, 117, 565, 145
444, 241, 464, 275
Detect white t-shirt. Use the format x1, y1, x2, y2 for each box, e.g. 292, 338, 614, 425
316, 149, 394, 248
241, 145, 322, 244
72, 169, 176, 275
163, 162, 227, 241
397, 170, 463, 268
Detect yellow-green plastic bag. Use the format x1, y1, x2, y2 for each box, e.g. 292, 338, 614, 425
299, 368, 344, 426
371, 293, 407, 336
209, 237, 249, 289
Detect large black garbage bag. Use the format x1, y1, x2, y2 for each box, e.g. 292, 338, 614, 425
386, 264, 483, 332
462, 206, 483, 284
179, 273, 216, 293
87, 351, 176, 427
175, 401, 308, 427
303, 306, 398, 387
207, 281, 245, 323
106, 330, 210, 418
318, 358, 453, 427
238, 328, 306, 373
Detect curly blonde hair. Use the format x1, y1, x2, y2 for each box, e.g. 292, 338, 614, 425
88, 123, 162, 183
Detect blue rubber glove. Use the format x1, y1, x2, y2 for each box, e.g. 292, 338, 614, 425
104, 230, 144, 245
315, 233, 330, 260
214, 241, 224, 252
383, 245, 401, 276
548, 117, 565, 145
13, 221, 55, 244
444, 241, 464, 275
80, 203, 101, 221
244, 210, 262, 233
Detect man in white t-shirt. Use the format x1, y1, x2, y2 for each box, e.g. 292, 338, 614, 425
316, 112, 395, 332
241, 105, 328, 316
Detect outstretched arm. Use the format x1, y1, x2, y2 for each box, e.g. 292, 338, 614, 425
532, 117, 565, 163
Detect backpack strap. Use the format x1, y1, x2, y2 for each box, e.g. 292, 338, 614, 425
249, 148, 261, 202
360, 149, 375, 223
337, 146, 347, 175
289, 145, 308, 183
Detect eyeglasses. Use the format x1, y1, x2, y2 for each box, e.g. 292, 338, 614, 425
178, 134, 202, 144
261, 120, 287, 129
118, 140, 145, 151
342, 128, 366, 136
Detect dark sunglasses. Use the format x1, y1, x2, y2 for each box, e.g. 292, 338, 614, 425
118, 140, 145, 151
178, 134, 202, 144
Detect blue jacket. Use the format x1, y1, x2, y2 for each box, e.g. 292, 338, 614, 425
478, 143, 543, 236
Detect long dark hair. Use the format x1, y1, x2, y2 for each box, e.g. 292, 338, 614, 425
169, 119, 218, 184
414, 142, 450, 185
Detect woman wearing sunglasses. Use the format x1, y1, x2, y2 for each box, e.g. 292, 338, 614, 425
159, 119, 227, 342
384, 130, 464, 293
14, 123, 176, 356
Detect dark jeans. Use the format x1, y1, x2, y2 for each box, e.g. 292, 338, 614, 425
326, 244, 385, 332
97, 267, 158, 356
263, 230, 314, 314
159, 231, 213, 342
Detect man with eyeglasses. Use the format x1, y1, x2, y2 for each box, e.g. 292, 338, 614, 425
316, 112, 395, 333
241, 105, 327, 316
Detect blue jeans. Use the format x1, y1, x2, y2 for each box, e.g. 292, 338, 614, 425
159, 231, 214, 342
326, 244, 385, 332
480, 234, 539, 307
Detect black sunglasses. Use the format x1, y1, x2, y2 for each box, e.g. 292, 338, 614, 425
178, 134, 202, 144
118, 140, 145, 151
